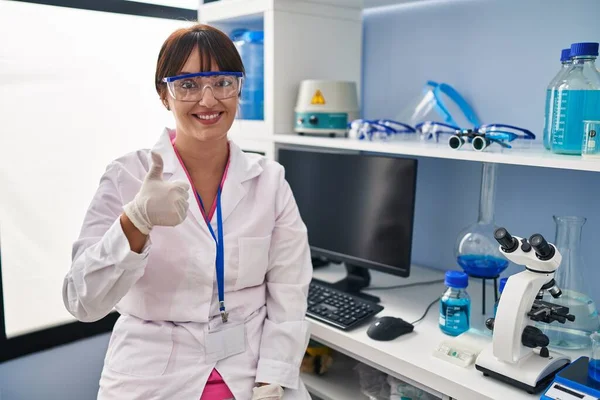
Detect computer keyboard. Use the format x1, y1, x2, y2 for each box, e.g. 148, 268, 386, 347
306, 280, 384, 330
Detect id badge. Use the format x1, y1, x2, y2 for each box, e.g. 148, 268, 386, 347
205, 321, 246, 363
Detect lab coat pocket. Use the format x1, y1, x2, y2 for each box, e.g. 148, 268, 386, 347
236, 235, 272, 290
106, 317, 174, 377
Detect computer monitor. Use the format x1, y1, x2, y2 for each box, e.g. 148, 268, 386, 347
277, 146, 418, 302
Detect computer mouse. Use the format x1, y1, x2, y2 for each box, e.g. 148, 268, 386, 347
367, 316, 414, 341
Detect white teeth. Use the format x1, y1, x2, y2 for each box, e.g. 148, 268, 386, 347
196, 113, 219, 120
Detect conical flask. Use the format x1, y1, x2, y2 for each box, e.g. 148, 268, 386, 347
539, 216, 600, 349
455, 163, 508, 279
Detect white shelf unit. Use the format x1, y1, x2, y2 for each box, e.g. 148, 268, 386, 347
273, 134, 600, 173
198, 0, 363, 143
196, 1, 599, 398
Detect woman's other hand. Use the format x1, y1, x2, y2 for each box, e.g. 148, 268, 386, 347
251, 384, 284, 400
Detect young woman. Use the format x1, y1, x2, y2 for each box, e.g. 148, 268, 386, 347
63, 24, 312, 400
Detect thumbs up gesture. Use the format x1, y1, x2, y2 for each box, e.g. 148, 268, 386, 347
123, 152, 190, 235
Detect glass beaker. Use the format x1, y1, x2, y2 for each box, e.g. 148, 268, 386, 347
538, 216, 600, 349
589, 332, 600, 382
455, 163, 508, 279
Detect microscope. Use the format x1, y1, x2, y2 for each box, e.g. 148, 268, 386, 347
475, 227, 576, 394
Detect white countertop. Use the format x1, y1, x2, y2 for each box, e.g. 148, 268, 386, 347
307, 263, 585, 400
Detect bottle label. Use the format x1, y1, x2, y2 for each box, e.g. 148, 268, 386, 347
543, 88, 555, 149
445, 305, 464, 327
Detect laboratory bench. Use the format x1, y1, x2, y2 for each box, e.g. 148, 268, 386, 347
301, 263, 586, 400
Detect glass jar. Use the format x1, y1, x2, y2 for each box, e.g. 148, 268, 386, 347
439, 271, 471, 336
537, 216, 600, 349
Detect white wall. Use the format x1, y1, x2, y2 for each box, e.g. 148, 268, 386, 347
0, 0, 191, 338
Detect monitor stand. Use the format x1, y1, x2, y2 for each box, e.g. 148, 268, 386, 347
325, 264, 381, 304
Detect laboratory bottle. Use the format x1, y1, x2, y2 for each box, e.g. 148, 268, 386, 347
233, 30, 264, 120
493, 277, 508, 317
439, 271, 471, 337
551, 42, 600, 155
543, 48, 571, 150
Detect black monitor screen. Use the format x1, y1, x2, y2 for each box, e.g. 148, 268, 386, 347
278, 147, 417, 277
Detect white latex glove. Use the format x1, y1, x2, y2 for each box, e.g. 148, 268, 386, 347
251, 384, 284, 400
123, 152, 190, 235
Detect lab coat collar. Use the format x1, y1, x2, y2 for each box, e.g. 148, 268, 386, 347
150, 128, 263, 227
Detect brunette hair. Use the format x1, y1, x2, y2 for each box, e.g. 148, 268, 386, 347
155, 24, 244, 101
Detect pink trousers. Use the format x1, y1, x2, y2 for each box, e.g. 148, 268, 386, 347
200, 369, 235, 400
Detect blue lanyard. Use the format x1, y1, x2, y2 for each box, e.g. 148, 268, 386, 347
196, 189, 227, 323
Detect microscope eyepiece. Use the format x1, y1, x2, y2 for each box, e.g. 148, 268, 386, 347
529, 233, 555, 261
494, 227, 518, 253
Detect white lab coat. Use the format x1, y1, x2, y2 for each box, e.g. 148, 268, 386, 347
63, 128, 313, 400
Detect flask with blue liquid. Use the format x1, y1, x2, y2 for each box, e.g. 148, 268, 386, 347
232, 30, 264, 120
551, 42, 600, 155
455, 163, 508, 280
439, 271, 471, 336
543, 48, 572, 150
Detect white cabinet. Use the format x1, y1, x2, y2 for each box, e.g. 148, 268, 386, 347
199, 0, 363, 147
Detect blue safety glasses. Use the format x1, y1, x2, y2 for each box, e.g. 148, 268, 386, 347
162, 71, 244, 101
349, 119, 417, 141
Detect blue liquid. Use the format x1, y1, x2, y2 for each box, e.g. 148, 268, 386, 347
543, 88, 554, 150
552, 90, 600, 154
439, 298, 470, 336
589, 359, 600, 383
236, 33, 264, 120
457, 254, 509, 278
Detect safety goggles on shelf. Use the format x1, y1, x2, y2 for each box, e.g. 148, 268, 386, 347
162, 71, 244, 101
348, 119, 416, 141
415, 121, 536, 151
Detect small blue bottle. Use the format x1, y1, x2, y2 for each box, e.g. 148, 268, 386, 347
543, 48, 572, 150
551, 42, 600, 154
439, 271, 471, 336
493, 277, 508, 317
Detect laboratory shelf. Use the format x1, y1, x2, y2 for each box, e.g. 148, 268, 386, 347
228, 119, 270, 140
301, 352, 368, 400
273, 134, 600, 173
199, 0, 361, 24
199, 0, 269, 24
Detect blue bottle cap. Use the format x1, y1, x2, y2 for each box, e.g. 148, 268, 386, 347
499, 277, 508, 294
241, 30, 264, 43
560, 48, 571, 62
570, 42, 599, 58
445, 270, 468, 289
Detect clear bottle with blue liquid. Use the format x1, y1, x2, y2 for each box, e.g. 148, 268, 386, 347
551, 42, 600, 155
439, 271, 471, 336
543, 48, 572, 150
493, 277, 508, 317
232, 30, 264, 120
